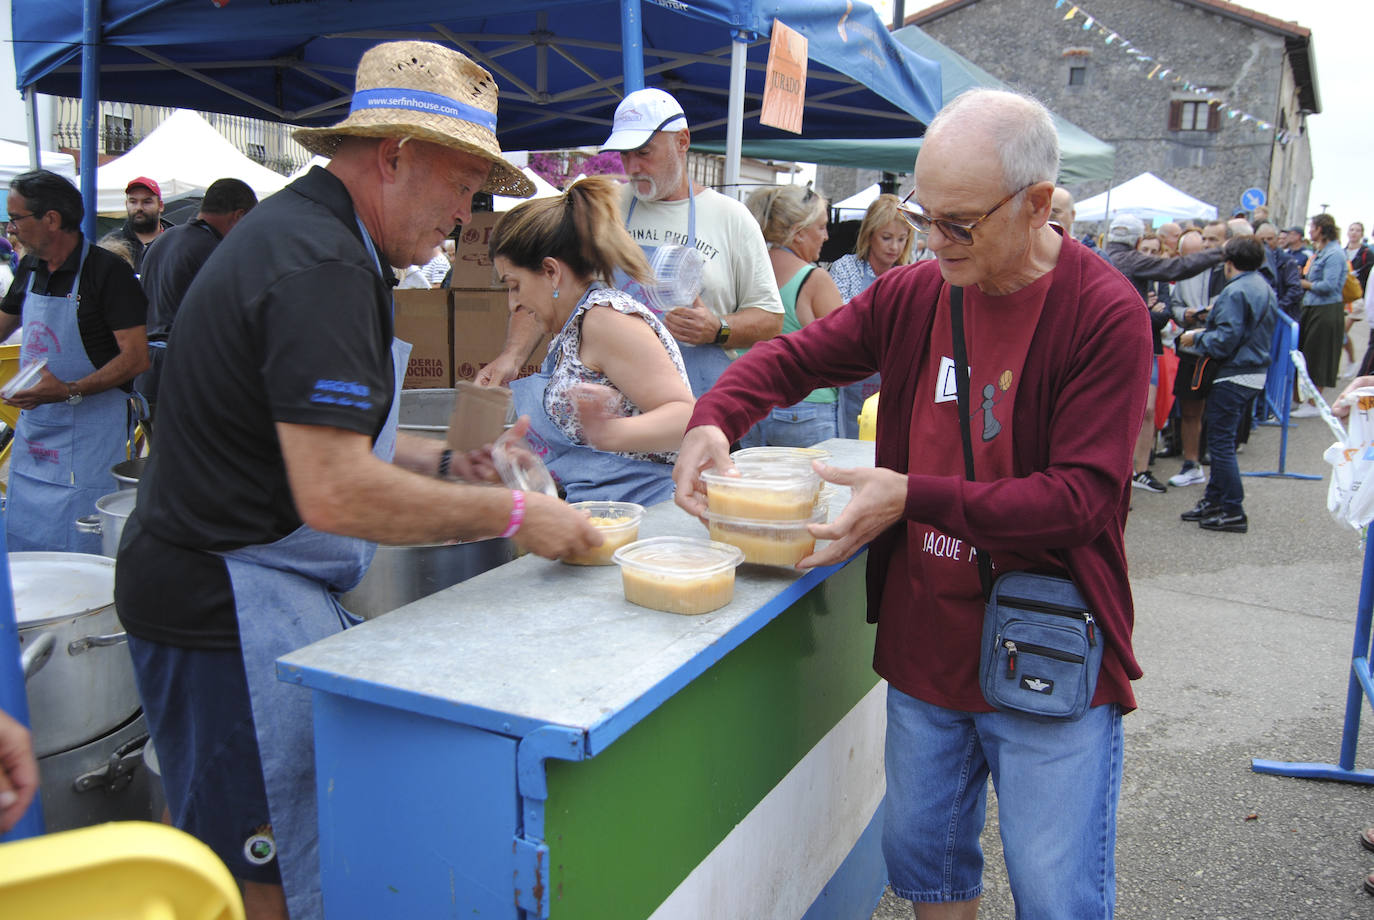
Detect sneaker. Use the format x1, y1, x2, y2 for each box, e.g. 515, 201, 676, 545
1131, 470, 1167, 493
1199, 510, 1248, 533
1181, 499, 1220, 522
1168, 463, 1206, 487
1290, 403, 1321, 418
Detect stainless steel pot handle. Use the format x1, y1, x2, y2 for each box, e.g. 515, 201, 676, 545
21, 632, 55, 679
68, 632, 128, 655
74, 513, 103, 535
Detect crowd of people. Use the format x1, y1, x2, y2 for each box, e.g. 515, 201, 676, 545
0, 34, 1366, 920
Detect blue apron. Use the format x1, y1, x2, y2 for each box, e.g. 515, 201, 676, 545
221, 218, 410, 920
7, 240, 130, 553
618, 185, 732, 396
510, 287, 675, 506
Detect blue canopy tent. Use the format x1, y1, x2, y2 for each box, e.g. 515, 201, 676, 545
11, 0, 942, 239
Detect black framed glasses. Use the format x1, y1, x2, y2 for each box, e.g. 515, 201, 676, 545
5, 212, 35, 227
898, 183, 1033, 246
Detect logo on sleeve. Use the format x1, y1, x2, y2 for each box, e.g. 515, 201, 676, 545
309, 379, 371, 410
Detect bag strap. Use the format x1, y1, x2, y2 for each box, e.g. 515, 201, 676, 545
949, 285, 995, 600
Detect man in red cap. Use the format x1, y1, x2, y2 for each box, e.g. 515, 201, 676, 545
104, 176, 172, 273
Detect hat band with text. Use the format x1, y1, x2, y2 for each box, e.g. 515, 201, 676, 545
349, 88, 498, 134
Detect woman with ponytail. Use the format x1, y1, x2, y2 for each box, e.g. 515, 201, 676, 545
489, 176, 694, 503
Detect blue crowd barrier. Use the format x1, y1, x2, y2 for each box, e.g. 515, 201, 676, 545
1245, 314, 1319, 481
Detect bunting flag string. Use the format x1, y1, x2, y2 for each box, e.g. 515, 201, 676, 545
1051, 0, 1276, 133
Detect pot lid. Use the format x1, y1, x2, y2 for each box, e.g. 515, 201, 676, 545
9, 552, 115, 625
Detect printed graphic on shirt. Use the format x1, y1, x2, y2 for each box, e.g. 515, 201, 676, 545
933, 355, 1013, 444
920, 528, 980, 565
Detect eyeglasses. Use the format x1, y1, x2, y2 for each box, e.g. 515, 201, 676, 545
5, 212, 35, 227
898, 183, 1033, 246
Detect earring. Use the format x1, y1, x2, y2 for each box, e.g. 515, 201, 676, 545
552, 287, 560, 299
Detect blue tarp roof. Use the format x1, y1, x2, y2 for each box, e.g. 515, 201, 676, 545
11, 0, 942, 150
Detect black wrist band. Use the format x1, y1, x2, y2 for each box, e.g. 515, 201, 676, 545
438, 448, 453, 479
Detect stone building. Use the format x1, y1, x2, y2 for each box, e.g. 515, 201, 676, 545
903, 0, 1318, 228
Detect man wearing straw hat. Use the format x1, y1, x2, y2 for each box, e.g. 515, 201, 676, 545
114, 41, 600, 920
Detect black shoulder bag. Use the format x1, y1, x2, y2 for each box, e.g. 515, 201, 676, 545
948, 285, 1104, 721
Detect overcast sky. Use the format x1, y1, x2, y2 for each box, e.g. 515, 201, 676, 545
871, 0, 1369, 234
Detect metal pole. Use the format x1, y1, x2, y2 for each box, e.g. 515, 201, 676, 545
80, 0, 102, 242
724, 31, 748, 200
620, 0, 644, 94
23, 89, 41, 170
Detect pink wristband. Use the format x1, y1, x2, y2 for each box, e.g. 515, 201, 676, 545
501, 490, 525, 538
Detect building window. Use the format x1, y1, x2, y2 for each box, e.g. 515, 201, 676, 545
103, 115, 133, 154
1169, 99, 1221, 133
1068, 65, 1086, 86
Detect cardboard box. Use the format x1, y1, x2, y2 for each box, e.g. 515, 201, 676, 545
450, 212, 502, 287
450, 287, 549, 385
393, 288, 453, 389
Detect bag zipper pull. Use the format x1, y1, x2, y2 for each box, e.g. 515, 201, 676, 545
1003, 640, 1017, 677
1084, 612, 1097, 647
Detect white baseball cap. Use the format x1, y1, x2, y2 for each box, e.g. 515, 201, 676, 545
1107, 213, 1145, 245
602, 88, 688, 151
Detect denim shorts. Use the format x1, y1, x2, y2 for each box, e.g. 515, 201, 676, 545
738, 400, 838, 449
127, 636, 281, 884
883, 686, 1123, 918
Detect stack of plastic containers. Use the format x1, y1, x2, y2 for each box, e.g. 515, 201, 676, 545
699, 449, 826, 567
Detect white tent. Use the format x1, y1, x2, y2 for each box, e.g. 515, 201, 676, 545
492, 168, 564, 210
833, 183, 880, 219
1075, 172, 1217, 225
95, 110, 291, 214
0, 140, 77, 193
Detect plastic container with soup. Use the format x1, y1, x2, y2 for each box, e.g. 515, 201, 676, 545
612, 537, 745, 615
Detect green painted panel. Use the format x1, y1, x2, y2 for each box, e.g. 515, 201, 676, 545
542, 557, 879, 919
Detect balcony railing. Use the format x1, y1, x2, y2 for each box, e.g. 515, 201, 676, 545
52, 98, 313, 176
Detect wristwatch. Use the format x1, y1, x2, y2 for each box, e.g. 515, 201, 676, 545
713, 318, 731, 346
65, 382, 82, 406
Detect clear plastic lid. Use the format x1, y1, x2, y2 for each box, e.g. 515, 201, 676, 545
612, 536, 744, 576
730, 446, 830, 465
642, 244, 706, 312
1, 357, 46, 399
702, 505, 826, 529
491, 428, 560, 497
701, 460, 820, 491
571, 500, 645, 531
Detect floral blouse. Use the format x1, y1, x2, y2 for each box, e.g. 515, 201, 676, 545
543, 284, 690, 463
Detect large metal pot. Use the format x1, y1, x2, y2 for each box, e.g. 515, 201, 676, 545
111, 457, 149, 491
339, 538, 516, 619
398, 387, 455, 441
12, 552, 140, 758
75, 489, 136, 558
37, 711, 163, 833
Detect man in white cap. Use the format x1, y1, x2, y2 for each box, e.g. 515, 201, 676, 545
479, 87, 783, 395
114, 41, 600, 920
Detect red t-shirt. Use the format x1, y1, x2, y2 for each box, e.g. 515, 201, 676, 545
877, 276, 1058, 708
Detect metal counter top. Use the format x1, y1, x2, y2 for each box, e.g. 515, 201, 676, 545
279, 439, 874, 754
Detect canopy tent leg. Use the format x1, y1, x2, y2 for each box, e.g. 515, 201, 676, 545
24, 89, 41, 171
724, 31, 749, 200
80, 0, 101, 241
620, 0, 643, 94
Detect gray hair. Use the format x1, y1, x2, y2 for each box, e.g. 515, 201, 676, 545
923, 89, 1061, 195
745, 184, 828, 247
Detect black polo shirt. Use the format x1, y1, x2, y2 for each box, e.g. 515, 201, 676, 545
115, 167, 395, 649
1, 237, 148, 375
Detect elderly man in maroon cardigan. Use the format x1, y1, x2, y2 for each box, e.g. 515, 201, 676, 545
674, 89, 1151, 920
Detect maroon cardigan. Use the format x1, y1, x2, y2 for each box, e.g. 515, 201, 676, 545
690, 236, 1152, 699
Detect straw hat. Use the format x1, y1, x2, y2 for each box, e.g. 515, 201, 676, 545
294, 41, 533, 198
